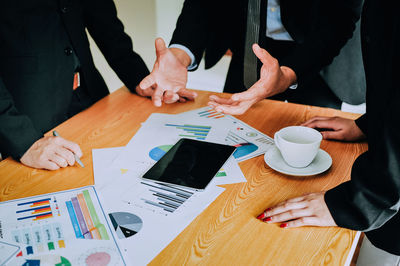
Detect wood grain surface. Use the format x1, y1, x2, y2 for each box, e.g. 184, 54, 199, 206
0, 87, 368, 265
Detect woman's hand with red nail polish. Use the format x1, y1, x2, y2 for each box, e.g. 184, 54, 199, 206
258, 192, 337, 228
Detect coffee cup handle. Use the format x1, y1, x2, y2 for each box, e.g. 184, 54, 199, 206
274, 132, 282, 150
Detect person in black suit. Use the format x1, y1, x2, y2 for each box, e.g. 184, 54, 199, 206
257, 0, 400, 261
138, 0, 363, 115
0, 0, 196, 170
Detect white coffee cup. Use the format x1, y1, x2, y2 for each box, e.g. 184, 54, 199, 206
274, 126, 322, 168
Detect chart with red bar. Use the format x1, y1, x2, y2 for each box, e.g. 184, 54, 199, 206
197, 108, 226, 119
0, 186, 125, 265
16, 197, 53, 221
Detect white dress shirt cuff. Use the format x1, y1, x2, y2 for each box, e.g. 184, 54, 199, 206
169, 44, 198, 70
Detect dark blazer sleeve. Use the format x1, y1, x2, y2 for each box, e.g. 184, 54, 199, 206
169, 0, 211, 70
355, 114, 368, 136
324, 2, 400, 232
0, 77, 43, 159
280, 0, 363, 84
83, 0, 149, 92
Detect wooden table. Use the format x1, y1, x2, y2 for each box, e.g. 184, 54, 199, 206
0, 87, 367, 265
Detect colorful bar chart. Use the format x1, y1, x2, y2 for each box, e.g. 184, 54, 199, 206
66, 190, 109, 240
197, 108, 226, 119
164, 124, 211, 140
16, 198, 53, 221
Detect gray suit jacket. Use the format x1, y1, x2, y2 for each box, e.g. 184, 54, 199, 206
321, 20, 366, 105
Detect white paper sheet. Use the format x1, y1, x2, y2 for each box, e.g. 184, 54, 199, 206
98, 183, 225, 266
177, 106, 275, 161
0, 241, 20, 265
0, 186, 125, 265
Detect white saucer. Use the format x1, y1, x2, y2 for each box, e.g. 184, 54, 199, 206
264, 146, 332, 176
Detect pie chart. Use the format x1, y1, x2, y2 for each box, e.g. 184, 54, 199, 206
233, 143, 258, 159
149, 145, 173, 161
108, 212, 143, 239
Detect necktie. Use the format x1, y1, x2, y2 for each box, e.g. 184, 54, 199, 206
243, 0, 262, 89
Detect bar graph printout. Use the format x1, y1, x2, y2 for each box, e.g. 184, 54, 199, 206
0, 186, 125, 265
177, 106, 274, 161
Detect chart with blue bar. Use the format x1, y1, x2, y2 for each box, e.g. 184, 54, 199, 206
164, 124, 211, 140
197, 108, 226, 119
0, 186, 125, 265
16, 197, 53, 221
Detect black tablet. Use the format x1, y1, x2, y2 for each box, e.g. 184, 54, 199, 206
142, 138, 236, 191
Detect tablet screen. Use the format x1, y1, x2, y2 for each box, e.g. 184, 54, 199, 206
142, 138, 236, 190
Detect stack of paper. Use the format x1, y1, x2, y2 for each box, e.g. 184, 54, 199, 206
91, 106, 274, 265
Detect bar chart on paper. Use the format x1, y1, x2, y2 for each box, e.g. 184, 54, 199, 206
164, 124, 211, 140
178, 107, 274, 161
124, 181, 195, 215
16, 198, 53, 221
197, 108, 226, 119
0, 186, 125, 265
65, 189, 109, 240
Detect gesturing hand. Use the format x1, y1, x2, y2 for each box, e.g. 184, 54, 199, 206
208, 44, 296, 115
137, 38, 197, 106
257, 192, 337, 228
301, 116, 366, 141
20, 136, 82, 170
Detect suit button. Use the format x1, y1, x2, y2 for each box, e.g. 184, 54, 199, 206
61, 7, 69, 13
64, 47, 73, 56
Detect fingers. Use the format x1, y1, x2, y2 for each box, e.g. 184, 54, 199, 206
301, 117, 337, 129
139, 75, 156, 91
136, 84, 154, 97
152, 87, 165, 107
257, 197, 307, 220
256, 192, 336, 228
40, 161, 60, 171
55, 146, 76, 166
177, 88, 197, 100
300, 119, 345, 140
55, 137, 82, 158
208, 95, 236, 105
301, 116, 332, 127
210, 100, 254, 115
283, 216, 322, 228
215, 103, 250, 115
266, 208, 311, 224
252, 44, 276, 66
163, 90, 180, 104
49, 153, 68, 168
20, 136, 83, 171
155, 37, 167, 57
320, 130, 346, 140
231, 82, 264, 102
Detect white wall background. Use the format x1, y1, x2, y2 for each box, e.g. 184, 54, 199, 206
88, 0, 229, 93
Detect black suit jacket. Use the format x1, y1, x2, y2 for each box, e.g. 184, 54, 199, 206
0, 0, 149, 159
324, 0, 400, 255
170, 0, 363, 93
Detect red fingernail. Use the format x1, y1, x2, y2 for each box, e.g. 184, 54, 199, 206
280, 223, 288, 228
263, 217, 272, 222
265, 208, 272, 211
257, 213, 265, 219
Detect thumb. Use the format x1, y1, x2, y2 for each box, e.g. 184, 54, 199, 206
231, 80, 264, 101
252, 43, 274, 65
155, 38, 167, 57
